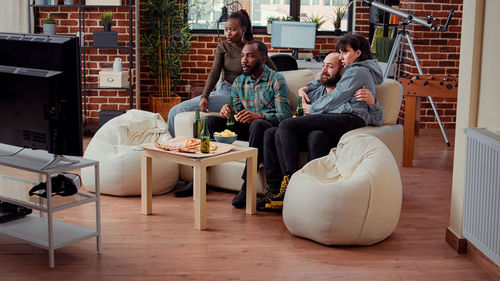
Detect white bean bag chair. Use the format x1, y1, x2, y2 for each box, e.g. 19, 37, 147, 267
283, 134, 402, 245
81, 109, 179, 196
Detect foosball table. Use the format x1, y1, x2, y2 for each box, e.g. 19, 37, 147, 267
398, 75, 458, 167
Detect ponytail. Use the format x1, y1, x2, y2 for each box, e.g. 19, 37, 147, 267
229, 9, 253, 42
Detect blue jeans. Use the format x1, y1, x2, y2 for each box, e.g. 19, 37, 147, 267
167, 81, 232, 137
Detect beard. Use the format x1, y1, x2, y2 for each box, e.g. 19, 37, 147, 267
243, 60, 262, 76
320, 73, 339, 87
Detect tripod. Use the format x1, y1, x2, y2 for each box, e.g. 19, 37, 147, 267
385, 18, 450, 146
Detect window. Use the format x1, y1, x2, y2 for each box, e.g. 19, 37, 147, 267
188, 0, 352, 32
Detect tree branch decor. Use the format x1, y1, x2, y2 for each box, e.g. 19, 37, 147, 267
141, 0, 192, 98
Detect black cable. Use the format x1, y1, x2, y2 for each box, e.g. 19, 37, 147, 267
0, 147, 26, 157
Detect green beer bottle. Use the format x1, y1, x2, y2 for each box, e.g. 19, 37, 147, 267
200, 117, 210, 154
226, 96, 236, 127
295, 96, 304, 116
192, 108, 202, 138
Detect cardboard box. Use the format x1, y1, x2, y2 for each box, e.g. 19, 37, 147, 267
99, 69, 128, 88
86, 0, 121, 5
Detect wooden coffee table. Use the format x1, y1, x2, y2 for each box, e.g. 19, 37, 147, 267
140, 143, 258, 230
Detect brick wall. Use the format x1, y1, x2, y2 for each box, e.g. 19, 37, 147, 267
35, 0, 462, 129
355, 0, 462, 129
140, 34, 340, 107
34, 5, 136, 124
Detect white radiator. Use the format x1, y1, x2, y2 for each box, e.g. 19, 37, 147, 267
463, 128, 500, 267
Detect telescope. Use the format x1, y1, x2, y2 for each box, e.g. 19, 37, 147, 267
363, 0, 454, 31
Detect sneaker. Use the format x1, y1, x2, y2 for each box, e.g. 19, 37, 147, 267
231, 182, 246, 208
256, 191, 276, 210
260, 175, 290, 211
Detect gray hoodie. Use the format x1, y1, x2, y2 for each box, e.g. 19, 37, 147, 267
308, 59, 384, 126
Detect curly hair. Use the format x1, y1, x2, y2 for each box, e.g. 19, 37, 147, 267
228, 9, 253, 42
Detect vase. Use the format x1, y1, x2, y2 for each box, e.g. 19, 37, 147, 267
113, 58, 122, 72
103, 24, 111, 32
267, 23, 272, 35
43, 23, 56, 35
334, 29, 341, 36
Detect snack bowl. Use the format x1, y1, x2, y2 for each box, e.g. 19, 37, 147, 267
213, 133, 237, 144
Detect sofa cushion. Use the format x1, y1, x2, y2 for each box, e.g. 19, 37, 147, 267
279, 69, 316, 111
375, 79, 403, 125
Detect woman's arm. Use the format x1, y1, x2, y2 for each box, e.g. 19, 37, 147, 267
201, 43, 225, 100
309, 67, 376, 114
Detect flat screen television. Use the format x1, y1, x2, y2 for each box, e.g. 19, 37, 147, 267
0, 33, 82, 168
270, 21, 317, 59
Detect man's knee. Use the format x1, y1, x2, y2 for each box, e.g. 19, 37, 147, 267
249, 119, 272, 135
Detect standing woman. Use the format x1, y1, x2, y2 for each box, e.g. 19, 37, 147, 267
167, 10, 276, 137
260, 33, 383, 210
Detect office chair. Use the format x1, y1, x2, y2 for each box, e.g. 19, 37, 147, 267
270, 54, 298, 72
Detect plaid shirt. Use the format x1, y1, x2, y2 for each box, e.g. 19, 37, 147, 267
231, 65, 291, 125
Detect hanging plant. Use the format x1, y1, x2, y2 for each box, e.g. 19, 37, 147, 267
141, 0, 192, 98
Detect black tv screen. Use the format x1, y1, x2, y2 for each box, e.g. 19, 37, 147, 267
0, 33, 82, 157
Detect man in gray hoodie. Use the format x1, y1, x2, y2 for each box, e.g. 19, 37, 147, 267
259, 34, 384, 210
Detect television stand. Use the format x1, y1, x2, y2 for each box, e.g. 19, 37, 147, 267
0, 143, 101, 268
41, 155, 79, 170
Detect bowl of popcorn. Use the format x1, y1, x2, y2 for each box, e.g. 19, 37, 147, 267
213, 129, 237, 144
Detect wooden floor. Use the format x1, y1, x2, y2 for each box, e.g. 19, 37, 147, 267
0, 129, 496, 280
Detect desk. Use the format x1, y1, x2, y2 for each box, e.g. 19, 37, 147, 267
140, 144, 258, 230
399, 76, 458, 167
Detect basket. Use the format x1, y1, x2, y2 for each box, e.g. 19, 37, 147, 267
150, 95, 182, 122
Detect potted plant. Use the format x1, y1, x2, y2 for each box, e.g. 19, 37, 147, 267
141, 0, 192, 120
93, 12, 117, 47
266, 16, 280, 35
332, 3, 350, 35
43, 17, 56, 35
100, 11, 113, 32
304, 14, 327, 31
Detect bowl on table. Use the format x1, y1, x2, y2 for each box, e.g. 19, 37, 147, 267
213, 133, 238, 144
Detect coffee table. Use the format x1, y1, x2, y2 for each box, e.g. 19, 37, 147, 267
140, 143, 258, 230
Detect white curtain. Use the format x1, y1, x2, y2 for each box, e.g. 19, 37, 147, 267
0, 0, 31, 33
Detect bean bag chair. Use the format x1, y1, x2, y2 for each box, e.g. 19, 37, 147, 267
81, 109, 179, 196
283, 134, 402, 245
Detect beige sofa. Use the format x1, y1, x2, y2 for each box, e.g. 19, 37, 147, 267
174, 69, 403, 193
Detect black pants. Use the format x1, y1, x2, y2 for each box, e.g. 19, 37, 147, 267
206, 116, 275, 181
264, 113, 365, 193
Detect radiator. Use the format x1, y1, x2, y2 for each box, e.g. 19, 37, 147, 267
463, 128, 500, 267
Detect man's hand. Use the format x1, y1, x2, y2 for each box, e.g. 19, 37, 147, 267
198, 97, 209, 112
235, 109, 261, 123
355, 85, 376, 105
219, 104, 231, 119
298, 86, 310, 103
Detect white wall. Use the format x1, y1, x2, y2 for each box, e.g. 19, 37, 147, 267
449, 0, 500, 237
0, 1, 30, 33
476, 1, 500, 133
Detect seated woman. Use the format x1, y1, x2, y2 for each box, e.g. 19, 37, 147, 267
167, 9, 276, 137
259, 33, 384, 210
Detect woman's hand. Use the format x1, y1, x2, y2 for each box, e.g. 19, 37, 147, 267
198, 97, 209, 112
355, 86, 376, 105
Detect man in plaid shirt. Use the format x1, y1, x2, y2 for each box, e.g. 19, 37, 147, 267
206, 40, 291, 208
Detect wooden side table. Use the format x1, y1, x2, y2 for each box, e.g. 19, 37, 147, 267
400, 76, 458, 167
140, 144, 258, 230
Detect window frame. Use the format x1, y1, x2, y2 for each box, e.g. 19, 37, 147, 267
188, 0, 354, 36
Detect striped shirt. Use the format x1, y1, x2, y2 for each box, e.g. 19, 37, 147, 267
231, 65, 291, 125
